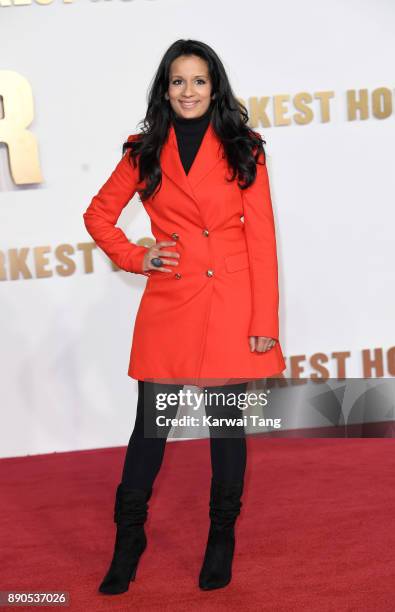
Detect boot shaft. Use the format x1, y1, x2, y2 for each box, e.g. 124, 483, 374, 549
208, 478, 244, 528
113, 483, 153, 527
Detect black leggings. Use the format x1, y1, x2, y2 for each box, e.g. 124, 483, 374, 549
121, 380, 248, 490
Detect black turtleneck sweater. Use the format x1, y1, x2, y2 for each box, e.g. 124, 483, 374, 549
172, 106, 212, 175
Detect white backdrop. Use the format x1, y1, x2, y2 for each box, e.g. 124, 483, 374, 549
1, 0, 394, 457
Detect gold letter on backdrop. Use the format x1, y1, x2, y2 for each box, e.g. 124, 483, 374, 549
0, 70, 43, 185
347, 89, 369, 121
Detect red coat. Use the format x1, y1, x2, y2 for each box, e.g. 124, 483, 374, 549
83, 123, 286, 386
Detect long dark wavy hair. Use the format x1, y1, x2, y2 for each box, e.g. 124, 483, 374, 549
122, 39, 266, 201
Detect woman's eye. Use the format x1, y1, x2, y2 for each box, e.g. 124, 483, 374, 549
172, 79, 207, 85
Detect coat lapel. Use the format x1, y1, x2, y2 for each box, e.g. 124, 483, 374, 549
160, 122, 225, 215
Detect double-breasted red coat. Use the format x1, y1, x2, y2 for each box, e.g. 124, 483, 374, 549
83, 122, 286, 386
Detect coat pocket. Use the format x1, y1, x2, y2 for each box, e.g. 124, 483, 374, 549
224, 251, 250, 273
146, 270, 176, 282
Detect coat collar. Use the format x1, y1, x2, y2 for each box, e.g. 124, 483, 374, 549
160, 121, 225, 208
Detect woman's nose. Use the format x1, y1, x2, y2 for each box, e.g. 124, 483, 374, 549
183, 82, 194, 95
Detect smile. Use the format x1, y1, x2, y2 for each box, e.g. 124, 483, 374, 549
179, 101, 199, 108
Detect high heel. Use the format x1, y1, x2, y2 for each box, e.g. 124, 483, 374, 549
98, 482, 152, 595
198, 477, 244, 591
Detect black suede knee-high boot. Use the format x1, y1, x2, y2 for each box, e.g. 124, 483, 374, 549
99, 482, 152, 595
198, 477, 244, 590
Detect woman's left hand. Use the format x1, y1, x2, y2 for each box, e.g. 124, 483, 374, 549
249, 336, 277, 352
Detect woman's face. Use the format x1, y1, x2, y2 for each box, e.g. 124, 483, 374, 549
167, 54, 212, 119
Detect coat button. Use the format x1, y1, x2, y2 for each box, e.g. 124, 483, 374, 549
202, 229, 209, 237
174, 272, 182, 279
171, 232, 179, 240
206, 270, 214, 277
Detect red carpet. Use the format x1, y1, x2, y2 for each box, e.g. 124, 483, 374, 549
2, 438, 395, 611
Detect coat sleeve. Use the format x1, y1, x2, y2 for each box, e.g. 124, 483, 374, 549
242, 140, 280, 340
82, 134, 149, 276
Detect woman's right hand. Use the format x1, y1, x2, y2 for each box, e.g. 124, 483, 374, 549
142, 240, 180, 273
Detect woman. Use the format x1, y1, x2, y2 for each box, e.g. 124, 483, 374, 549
83, 39, 286, 595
